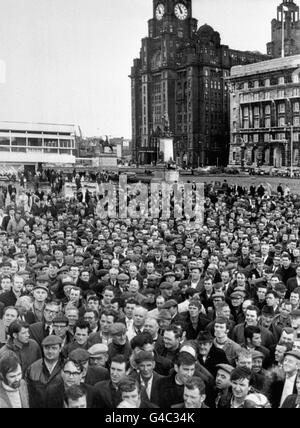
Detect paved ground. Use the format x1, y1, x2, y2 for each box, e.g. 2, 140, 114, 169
179, 175, 300, 195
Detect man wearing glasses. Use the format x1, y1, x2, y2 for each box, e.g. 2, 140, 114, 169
46, 359, 96, 408
29, 301, 60, 348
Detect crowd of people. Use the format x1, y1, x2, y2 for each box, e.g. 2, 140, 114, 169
0, 177, 300, 408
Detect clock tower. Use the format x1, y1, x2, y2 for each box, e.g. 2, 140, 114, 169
131, 0, 269, 167
149, 0, 196, 39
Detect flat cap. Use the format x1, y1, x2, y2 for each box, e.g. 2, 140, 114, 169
88, 344, 109, 357
212, 292, 225, 300
135, 351, 155, 364
98, 269, 109, 278
251, 350, 264, 360
285, 350, 300, 361
197, 331, 214, 343
42, 335, 62, 347
74, 251, 84, 257
162, 299, 178, 309
53, 313, 69, 325
230, 291, 244, 299
163, 271, 176, 279
36, 275, 49, 283
118, 273, 129, 281
261, 305, 275, 316
69, 348, 90, 362
290, 309, 300, 318
33, 284, 49, 293
110, 323, 127, 336
157, 309, 172, 320
216, 364, 234, 375
159, 282, 173, 290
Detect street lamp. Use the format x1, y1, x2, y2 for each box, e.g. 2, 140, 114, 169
286, 97, 294, 178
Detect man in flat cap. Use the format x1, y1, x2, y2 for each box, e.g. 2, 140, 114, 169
197, 331, 229, 377
108, 322, 131, 363
266, 350, 300, 408
31, 284, 49, 323
214, 363, 234, 408
159, 282, 175, 301
88, 344, 109, 369
132, 350, 163, 407
26, 335, 64, 408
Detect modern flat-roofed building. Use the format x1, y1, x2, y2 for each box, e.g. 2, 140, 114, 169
0, 121, 76, 175
228, 55, 300, 168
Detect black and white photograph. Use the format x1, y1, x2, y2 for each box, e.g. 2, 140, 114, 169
0, 0, 300, 412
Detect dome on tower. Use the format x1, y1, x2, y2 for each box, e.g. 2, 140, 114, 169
197, 23, 215, 35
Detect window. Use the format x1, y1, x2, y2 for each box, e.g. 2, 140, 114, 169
28, 138, 42, 147
0, 137, 10, 145
254, 119, 260, 128
294, 102, 300, 112
253, 134, 259, 143
243, 120, 249, 129
265, 105, 271, 115
278, 117, 285, 126
278, 103, 285, 113
265, 118, 271, 128
265, 79, 270, 87
44, 139, 58, 148
278, 76, 285, 85
294, 117, 300, 126
264, 134, 270, 142
11, 138, 26, 146
254, 106, 260, 116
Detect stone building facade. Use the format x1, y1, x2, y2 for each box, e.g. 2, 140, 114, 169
130, 0, 268, 167
228, 55, 300, 169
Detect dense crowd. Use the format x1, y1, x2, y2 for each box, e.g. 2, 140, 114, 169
0, 177, 300, 408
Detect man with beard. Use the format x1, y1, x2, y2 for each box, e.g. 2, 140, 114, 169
0, 351, 29, 408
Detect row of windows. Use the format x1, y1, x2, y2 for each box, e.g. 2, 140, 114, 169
239, 75, 299, 91
243, 102, 300, 116
242, 116, 300, 128
240, 88, 300, 102
240, 132, 300, 143
0, 137, 74, 148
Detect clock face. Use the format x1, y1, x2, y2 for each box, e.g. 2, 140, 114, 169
155, 3, 165, 20
174, 3, 188, 20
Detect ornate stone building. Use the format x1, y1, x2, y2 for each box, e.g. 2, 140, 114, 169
267, 0, 300, 58
130, 0, 268, 167
228, 55, 300, 168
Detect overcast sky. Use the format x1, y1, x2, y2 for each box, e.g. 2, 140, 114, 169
0, 0, 279, 138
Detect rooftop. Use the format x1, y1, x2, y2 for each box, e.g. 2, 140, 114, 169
230, 54, 300, 77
